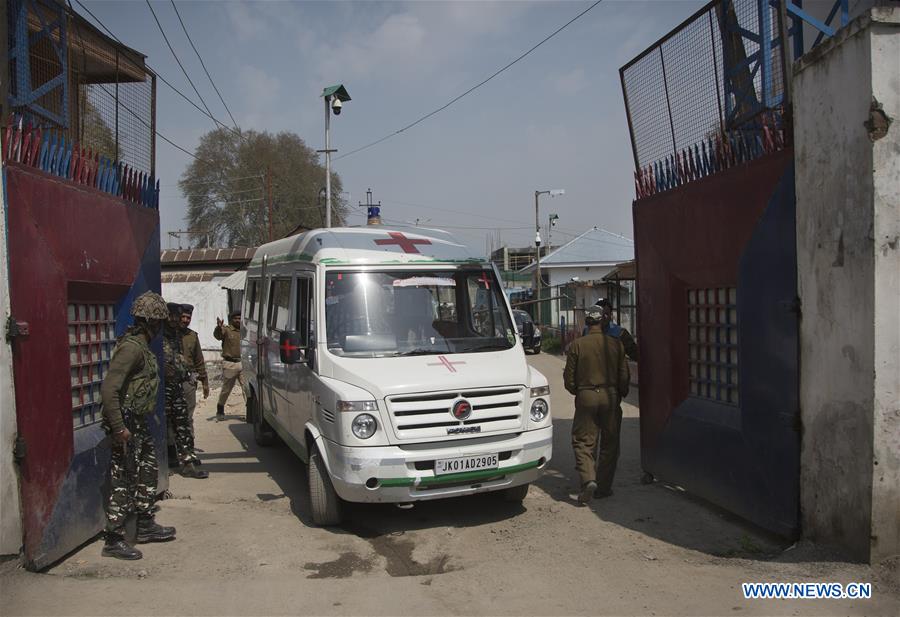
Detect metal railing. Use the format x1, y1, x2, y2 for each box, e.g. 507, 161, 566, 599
620, 0, 789, 199
6, 0, 156, 179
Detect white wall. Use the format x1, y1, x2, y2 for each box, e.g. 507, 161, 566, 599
162, 277, 231, 354
0, 169, 23, 556
546, 265, 615, 288
794, 6, 900, 563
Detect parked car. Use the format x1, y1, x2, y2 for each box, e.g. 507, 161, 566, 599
513, 309, 541, 354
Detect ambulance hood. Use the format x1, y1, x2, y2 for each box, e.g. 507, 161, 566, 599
326, 346, 530, 399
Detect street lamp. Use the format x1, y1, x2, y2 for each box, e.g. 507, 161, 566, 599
320, 84, 351, 229
534, 189, 564, 325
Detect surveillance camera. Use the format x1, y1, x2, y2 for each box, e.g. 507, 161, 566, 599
331, 98, 342, 115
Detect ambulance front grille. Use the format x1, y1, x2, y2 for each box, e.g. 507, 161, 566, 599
385, 386, 525, 442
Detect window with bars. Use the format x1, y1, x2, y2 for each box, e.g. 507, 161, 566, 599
69, 303, 117, 428
688, 288, 739, 405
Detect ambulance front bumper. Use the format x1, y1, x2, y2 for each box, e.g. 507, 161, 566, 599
317, 426, 553, 503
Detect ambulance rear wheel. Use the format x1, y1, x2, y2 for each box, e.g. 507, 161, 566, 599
502, 483, 530, 502
309, 445, 343, 526
251, 395, 276, 447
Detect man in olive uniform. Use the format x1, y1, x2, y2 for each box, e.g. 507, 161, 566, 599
213, 309, 244, 420
179, 304, 209, 447
164, 303, 208, 479
564, 306, 630, 504
100, 291, 176, 560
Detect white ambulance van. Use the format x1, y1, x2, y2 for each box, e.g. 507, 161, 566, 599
241, 226, 552, 525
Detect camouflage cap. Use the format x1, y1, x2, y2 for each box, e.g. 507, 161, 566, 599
130, 291, 169, 320
584, 306, 605, 325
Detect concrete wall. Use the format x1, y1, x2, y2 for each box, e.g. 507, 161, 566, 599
794, 6, 900, 563
162, 278, 231, 354
0, 170, 23, 556
546, 265, 615, 288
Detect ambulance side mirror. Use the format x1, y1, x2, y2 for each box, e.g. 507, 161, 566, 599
279, 331, 306, 365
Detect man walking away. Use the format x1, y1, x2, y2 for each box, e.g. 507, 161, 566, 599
564, 306, 630, 504
100, 291, 176, 560
214, 309, 245, 420
179, 304, 209, 448
164, 303, 208, 479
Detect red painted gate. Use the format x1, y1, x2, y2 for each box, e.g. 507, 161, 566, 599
6, 164, 165, 568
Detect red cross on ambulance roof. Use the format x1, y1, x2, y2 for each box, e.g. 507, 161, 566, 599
374, 232, 432, 254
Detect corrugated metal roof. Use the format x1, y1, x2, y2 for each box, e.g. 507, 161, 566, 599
520, 228, 634, 272
219, 270, 247, 290
161, 272, 218, 283
160, 247, 257, 265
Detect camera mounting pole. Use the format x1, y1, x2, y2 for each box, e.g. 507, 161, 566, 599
320, 84, 351, 229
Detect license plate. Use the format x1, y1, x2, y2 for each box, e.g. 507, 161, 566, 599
435, 453, 499, 476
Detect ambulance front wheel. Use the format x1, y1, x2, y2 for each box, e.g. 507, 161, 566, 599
640, 471, 655, 485
308, 445, 343, 526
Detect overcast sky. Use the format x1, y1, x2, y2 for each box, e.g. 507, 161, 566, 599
80, 0, 704, 253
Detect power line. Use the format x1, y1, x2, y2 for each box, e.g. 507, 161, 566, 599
169, 0, 239, 131
177, 174, 265, 187
66, 0, 212, 166
165, 186, 263, 198
335, 0, 603, 161
72, 0, 241, 140
144, 0, 222, 133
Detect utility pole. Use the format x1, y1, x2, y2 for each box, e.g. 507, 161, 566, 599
534, 191, 542, 326
533, 189, 564, 326
266, 167, 273, 242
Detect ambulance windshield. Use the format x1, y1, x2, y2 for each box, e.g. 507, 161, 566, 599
324, 269, 515, 357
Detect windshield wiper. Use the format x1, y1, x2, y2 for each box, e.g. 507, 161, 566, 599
458, 342, 513, 353
397, 348, 443, 356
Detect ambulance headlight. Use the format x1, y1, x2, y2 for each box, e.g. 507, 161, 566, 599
351, 414, 378, 439
337, 400, 377, 412
530, 399, 549, 422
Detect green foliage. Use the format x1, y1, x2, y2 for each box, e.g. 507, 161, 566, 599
80, 98, 117, 163
179, 128, 347, 247
542, 336, 562, 354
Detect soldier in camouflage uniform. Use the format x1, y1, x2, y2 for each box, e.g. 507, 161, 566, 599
164, 303, 208, 479
179, 304, 209, 449
100, 291, 176, 560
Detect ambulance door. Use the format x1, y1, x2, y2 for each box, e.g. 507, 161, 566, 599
285, 271, 316, 444
263, 276, 293, 434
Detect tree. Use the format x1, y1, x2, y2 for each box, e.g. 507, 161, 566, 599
179, 128, 347, 247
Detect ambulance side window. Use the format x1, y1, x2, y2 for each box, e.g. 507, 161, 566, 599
267, 279, 292, 331
294, 277, 312, 346
245, 279, 259, 322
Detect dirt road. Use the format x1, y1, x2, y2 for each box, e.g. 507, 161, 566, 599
2, 353, 897, 616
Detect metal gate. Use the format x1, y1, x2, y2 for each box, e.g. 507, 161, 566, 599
632, 152, 799, 536
5, 163, 165, 568
620, 0, 801, 536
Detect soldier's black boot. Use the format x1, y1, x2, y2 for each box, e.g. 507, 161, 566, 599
216, 404, 225, 421
136, 516, 176, 543
180, 462, 209, 479
102, 535, 143, 560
